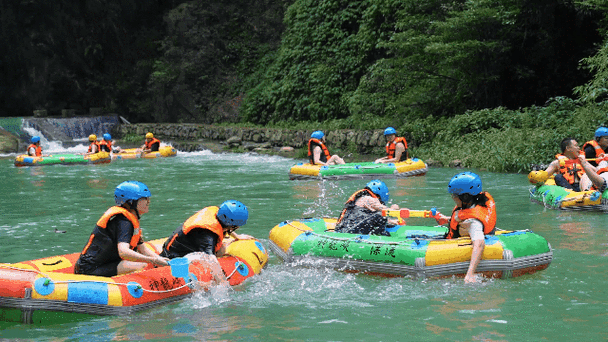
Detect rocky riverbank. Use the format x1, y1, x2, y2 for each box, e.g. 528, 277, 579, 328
115, 123, 391, 155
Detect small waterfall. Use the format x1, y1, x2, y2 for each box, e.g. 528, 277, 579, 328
23, 115, 121, 141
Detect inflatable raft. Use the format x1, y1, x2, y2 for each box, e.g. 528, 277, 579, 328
112, 146, 177, 160
14, 152, 111, 167
529, 175, 608, 211
0, 238, 268, 324
268, 212, 552, 279
289, 159, 428, 180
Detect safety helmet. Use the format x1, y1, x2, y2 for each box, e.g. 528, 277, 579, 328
145, 132, 154, 139
366, 179, 390, 204
595, 127, 608, 138
384, 127, 397, 136
311, 131, 325, 140
89, 134, 97, 142
31, 136, 40, 143
528, 170, 549, 184
448, 172, 482, 196
114, 181, 151, 206
217, 200, 249, 226
103, 133, 111, 141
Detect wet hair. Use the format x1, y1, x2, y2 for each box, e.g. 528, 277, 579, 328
456, 192, 489, 209
560, 137, 576, 153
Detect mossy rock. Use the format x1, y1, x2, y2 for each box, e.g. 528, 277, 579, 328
0, 128, 19, 153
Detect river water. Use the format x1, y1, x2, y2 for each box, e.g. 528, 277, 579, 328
1, 150, 607, 341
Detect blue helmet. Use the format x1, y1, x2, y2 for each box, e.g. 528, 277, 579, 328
366, 179, 390, 204
103, 133, 112, 141
448, 172, 482, 196
217, 200, 249, 226
384, 127, 397, 136
31, 136, 40, 143
595, 127, 608, 138
311, 131, 325, 140
114, 181, 151, 206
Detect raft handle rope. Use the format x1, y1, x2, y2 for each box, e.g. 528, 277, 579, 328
0, 263, 230, 294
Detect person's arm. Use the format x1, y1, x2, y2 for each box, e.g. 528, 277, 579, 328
579, 155, 605, 189
544, 160, 559, 176
118, 242, 168, 266
313, 146, 326, 166
393, 143, 406, 161
465, 239, 485, 283
461, 219, 485, 283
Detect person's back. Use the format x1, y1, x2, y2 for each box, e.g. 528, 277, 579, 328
334, 180, 395, 236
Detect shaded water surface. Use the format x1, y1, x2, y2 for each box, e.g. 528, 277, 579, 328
1, 151, 607, 341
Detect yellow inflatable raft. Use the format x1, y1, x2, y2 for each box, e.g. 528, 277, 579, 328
112, 146, 177, 160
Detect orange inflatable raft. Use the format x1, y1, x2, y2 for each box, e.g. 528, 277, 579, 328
0, 238, 267, 324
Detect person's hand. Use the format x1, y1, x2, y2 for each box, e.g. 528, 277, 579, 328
435, 214, 449, 225
152, 255, 169, 266
464, 273, 479, 284
389, 204, 399, 210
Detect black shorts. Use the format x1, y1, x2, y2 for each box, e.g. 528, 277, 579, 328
74, 259, 120, 277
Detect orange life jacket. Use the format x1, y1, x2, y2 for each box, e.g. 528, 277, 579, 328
88, 141, 100, 153
555, 154, 584, 185
446, 192, 496, 239
386, 137, 408, 161
80, 206, 142, 256
164, 206, 224, 254
27, 144, 42, 157
308, 138, 331, 165
582, 140, 606, 159
99, 139, 112, 152
145, 137, 161, 150
337, 188, 381, 223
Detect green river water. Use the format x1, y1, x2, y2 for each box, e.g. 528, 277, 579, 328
1, 150, 607, 341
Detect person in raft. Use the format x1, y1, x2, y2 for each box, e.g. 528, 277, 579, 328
140, 132, 160, 153
160, 200, 253, 260
582, 127, 608, 167
27, 136, 43, 157
99, 133, 121, 153
308, 130, 345, 166
334, 180, 400, 236
434, 172, 496, 284
374, 127, 409, 163
85, 134, 101, 155
542, 137, 584, 191
74, 181, 169, 276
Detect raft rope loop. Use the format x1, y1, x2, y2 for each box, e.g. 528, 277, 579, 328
0, 264, 224, 294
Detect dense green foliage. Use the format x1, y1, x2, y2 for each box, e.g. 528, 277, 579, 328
3, 0, 608, 174
243, 0, 602, 124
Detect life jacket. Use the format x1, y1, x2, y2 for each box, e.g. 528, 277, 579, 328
386, 137, 408, 161
337, 189, 381, 223
27, 144, 42, 157
145, 137, 161, 151
99, 139, 112, 152
308, 138, 331, 165
555, 154, 584, 185
80, 206, 142, 257
88, 141, 100, 153
446, 192, 496, 239
163, 206, 224, 254
582, 140, 606, 160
